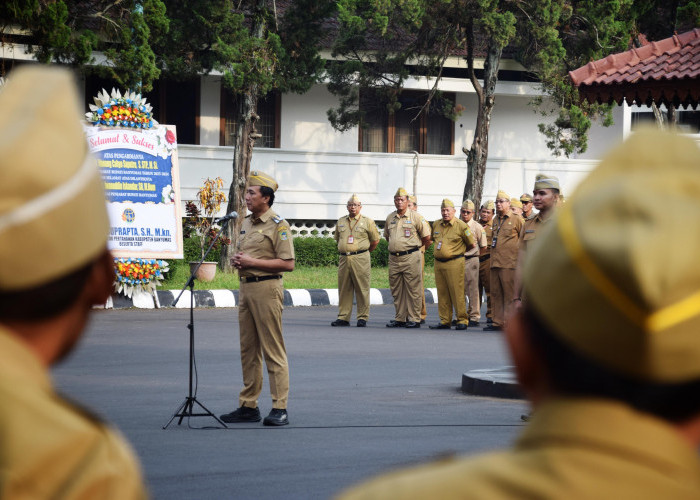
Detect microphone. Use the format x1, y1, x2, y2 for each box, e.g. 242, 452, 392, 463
215, 211, 238, 223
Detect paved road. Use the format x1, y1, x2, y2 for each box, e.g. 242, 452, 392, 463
53, 304, 528, 499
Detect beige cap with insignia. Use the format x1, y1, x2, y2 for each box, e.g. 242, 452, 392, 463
520, 193, 533, 202
248, 170, 278, 192
496, 190, 509, 200
394, 187, 408, 198
462, 200, 475, 210
523, 129, 700, 383
347, 193, 361, 204
510, 198, 522, 209
441, 199, 454, 209
408, 194, 417, 204
482, 200, 495, 211
534, 174, 560, 191
0, 66, 109, 291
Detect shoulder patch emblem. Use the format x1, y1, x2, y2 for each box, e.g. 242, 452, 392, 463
272, 215, 282, 224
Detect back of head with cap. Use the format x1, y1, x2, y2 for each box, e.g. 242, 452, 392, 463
523, 129, 700, 386
0, 66, 109, 294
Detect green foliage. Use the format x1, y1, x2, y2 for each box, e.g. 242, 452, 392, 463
292, 237, 339, 267
1, 0, 169, 91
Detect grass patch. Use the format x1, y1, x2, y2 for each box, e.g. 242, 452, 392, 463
162, 261, 436, 290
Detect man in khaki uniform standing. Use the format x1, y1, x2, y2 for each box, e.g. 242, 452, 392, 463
339, 130, 700, 500
385, 188, 431, 328
520, 193, 536, 220
332, 194, 380, 327
408, 194, 431, 324
460, 200, 487, 326
478, 201, 495, 324
429, 199, 475, 330
0, 66, 147, 499
486, 191, 523, 332
220, 171, 295, 427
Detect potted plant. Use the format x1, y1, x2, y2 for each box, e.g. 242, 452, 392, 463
185, 177, 229, 282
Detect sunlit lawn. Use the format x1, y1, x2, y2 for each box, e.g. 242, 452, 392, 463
163, 261, 436, 290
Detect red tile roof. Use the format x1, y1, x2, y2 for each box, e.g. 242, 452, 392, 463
569, 28, 700, 108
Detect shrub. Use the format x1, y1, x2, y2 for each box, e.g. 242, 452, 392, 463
293, 237, 339, 266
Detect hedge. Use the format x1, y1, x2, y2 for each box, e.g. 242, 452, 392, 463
181, 235, 434, 267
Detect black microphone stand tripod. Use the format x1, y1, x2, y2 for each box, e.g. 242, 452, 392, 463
163, 223, 229, 429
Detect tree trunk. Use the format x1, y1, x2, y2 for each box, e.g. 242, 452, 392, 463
219, 0, 267, 273
651, 102, 665, 129
220, 92, 260, 272
462, 33, 502, 211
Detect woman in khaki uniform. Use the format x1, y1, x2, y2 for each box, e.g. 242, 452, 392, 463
220, 171, 295, 427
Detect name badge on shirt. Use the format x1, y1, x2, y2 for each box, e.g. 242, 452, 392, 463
492, 237, 497, 248
437, 241, 442, 250
347, 235, 354, 244
404, 229, 411, 237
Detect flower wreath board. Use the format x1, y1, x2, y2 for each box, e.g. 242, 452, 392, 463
84, 89, 184, 299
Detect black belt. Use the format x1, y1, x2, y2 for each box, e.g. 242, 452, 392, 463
339, 249, 369, 256
390, 247, 420, 257
435, 255, 465, 263
465, 254, 480, 259
479, 255, 491, 262
240, 275, 282, 283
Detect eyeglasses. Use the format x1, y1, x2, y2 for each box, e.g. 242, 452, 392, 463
521, 200, 532, 204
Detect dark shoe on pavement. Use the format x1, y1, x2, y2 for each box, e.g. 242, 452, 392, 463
455, 323, 468, 330
263, 408, 289, 426
331, 319, 350, 327
486, 318, 493, 325
220, 406, 261, 423
429, 323, 451, 330
386, 320, 406, 328
468, 320, 480, 327
520, 413, 531, 422
451, 319, 458, 326
405, 321, 421, 328
356, 319, 367, 327
483, 325, 502, 332
420, 319, 425, 324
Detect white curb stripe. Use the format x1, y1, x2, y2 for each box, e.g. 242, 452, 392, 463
286, 289, 312, 306
211, 290, 236, 307
369, 288, 384, 305
324, 288, 339, 306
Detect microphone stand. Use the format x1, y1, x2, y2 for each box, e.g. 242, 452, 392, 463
163, 223, 229, 429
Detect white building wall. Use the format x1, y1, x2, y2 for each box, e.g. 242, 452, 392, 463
189, 76, 628, 222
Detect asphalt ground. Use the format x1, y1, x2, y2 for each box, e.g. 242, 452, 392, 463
52, 303, 528, 499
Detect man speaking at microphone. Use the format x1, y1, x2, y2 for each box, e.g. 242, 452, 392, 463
220, 171, 295, 426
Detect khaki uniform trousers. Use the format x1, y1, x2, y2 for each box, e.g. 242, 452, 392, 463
420, 250, 427, 320
238, 279, 289, 409
479, 258, 493, 320
435, 258, 467, 325
389, 251, 423, 323
490, 267, 516, 328
338, 252, 372, 321
464, 256, 481, 321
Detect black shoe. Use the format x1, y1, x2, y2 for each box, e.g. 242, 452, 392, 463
420, 319, 425, 324
520, 413, 531, 422
263, 408, 289, 426
486, 318, 493, 325
468, 320, 480, 327
405, 321, 421, 328
220, 406, 261, 423
429, 323, 451, 330
455, 323, 468, 330
483, 325, 502, 332
331, 319, 350, 327
386, 320, 406, 328
357, 319, 367, 327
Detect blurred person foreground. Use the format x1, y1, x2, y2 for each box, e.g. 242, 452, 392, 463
338, 129, 700, 499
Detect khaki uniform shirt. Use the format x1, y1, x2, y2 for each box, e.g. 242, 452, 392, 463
519, 210, 554, 254
431, 218, 475, 259
0, 326, 147, 499
237, 209, 295, 278
335, 214, 380, 254
479, 218, 494, 255
338, 398, 700, 500
383, 210, 429, 254
465, 219, 486, 257
490, 212, 523, 269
